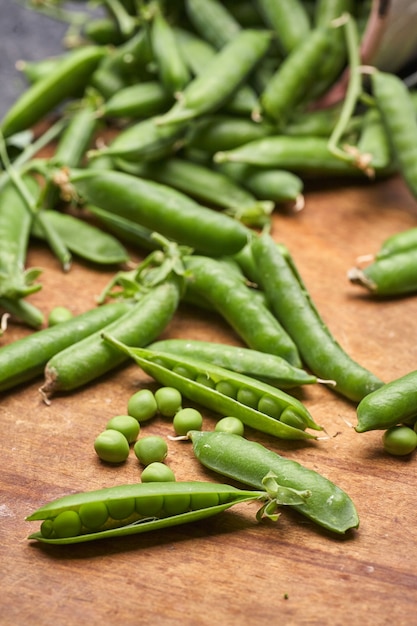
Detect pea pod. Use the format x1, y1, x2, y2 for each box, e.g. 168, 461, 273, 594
189, 430, 359, 534
0, 301, 132, 392
184, 0, 242, 50
375, 227, 417, 260
99, 82, 173, 120
102, 337, 323, 440
26, 481, 266, 544
256, 0, 311, 54
348, 248, 417, 296
356, 370, 417, 433
148, 338, 319, 388
1, 46, 107, 138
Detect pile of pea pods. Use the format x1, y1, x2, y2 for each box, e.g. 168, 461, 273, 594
2, 0, 417, 543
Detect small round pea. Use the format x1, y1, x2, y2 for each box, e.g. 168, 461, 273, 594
173, 407, 203, 436
215, 380, 236, 398
94, 429, 130, 463
383, 425, 417, 456
135, 494, 164, 516
215, 416, 245, 436
79, 501, 108, 530
134, 435, 168, 465
48, 306, 74, 326
127, 389, 158, 422
52, 510, 82, 538
154, 386, 182, 417
141, 462, 176, 482
106, 415, 140, 443
40, 519, 54, 538
162, 493, 191, 516
107, 497, 136, 520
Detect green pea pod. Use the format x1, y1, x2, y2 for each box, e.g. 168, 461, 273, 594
102, 337, 323, 440
184, 0, 242, 50
189, 430, 359, 534
0, 301, 132, 392
1, 46, 107, 138
26, 481, 266, 544
31, 211, 130, 265
64, 168, 250, 256
348, 248, 417, 296
147, 338, 319, 388
99, 82, 173, 119
256, 0, 311, 54
376, 227, 417, 260
0, 296, 44, 330
86, 205, 160, 253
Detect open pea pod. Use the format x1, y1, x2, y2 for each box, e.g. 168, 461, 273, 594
102, 337, 323, 440
26, 481, 266, 545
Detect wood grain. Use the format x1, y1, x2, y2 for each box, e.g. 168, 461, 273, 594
1, 173, 417, 626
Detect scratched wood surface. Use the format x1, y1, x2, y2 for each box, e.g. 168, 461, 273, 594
1, 171, 417, 626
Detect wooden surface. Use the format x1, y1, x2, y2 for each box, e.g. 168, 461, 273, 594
2, 172, 417, 626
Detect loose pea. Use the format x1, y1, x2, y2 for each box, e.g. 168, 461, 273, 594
79, 501, 108, 530
134, 436, 168, 465
155, 387, 182, 417
94, 430, 130, 464
48, 306, 73, 326
141, 462, 176, 483
215, 417, 245, 436
107, 498, 136, 520
106, 415, 140, 443
173, 408, 203, 436
52, 510, 82, 538
127, 389, 158, 422
382, 426, 417, 456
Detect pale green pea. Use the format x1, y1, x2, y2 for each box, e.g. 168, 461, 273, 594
258, 395, 281, 419
135, 494, 165, 516
48, 306, 74, 326
79, 501, 108, 530
196, 374, 215, 388
215, 380, 236, 398
40, 519, 54, 538
236, 387, 258, 409
127, 388, 158, 422
173, 408, 203, 435
215, 416, 245, 436
134, 435, 168, 465
162, 493, 191, 516
107, 497, 136, 520
190, 491, 220, 509
155, 386, 182, 417
383, 425, 417, 456
52, 510, 82, 538
172, 365, 193, 378
106, 415, 140, 443
94, 429, 130, 463
141, 462, 176, 482
280, 408, 307, 431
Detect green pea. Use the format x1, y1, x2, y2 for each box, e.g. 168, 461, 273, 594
196, 374, 215, 388
127, 388, 158, 422
107, 497, 136, 520
40, 519, 54, 538
141, 462, 176, 483
134, 436, 168, 465
236, 387, 258, 409
172, 365, 193, 378
173, 408, 203, 436
52, 510, 82, 538
162, 493, 191, 516
79, 501, 108, 530
280, 408, 307, 431
48, 306, 74, 326
382, 426, 417, 456
190, 491, 220, 510
106, 415, 140, 443
94, 430, 130, 463
215, 416, 244, 436
216, 380, 236, 398
258, 395, 281, 419
135, 494, 164, 516
154, 386, 182, 417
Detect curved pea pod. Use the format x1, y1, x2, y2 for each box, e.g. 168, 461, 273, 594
99, 82, 173, 120
189, 430, 359, 534
64, 168, 250, 256
251, 232, 384, 402
40, 279, 181, 401
26, 481, 265, 544
102, 338, 323, 440
356, 370, 417, 433
0, 46, 107, 138
148, 339, 319, 388
30, 211, 130, 266
348, 248, 417, 297
0, 301, 132, 392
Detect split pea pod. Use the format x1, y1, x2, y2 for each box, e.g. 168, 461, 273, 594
0, 301, 132, 392
63, 168, 250, 256
0, 45, 107, 138
103, 338, 323, 440
26, 481, 266, 544
348, 248, 417, 296
147, 338, 319, 388
251, 232, 384, 402
40, 279, 181, 400
189, 430, 359, 534
184, 254, 302, 367
356, 370, 417, 432
155, 29, 272, 126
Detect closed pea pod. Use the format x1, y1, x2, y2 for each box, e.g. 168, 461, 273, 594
99, 82, 173, 120
256, 0, 311, 54
251, 232, 384, 402
102, 338, 323, 440
184, 115, 274, 155
375, 227, 417, 260
26, 481, 266, 544
348, 248, 417, 297
189, 430, 359, 534
184, 0, 242, 50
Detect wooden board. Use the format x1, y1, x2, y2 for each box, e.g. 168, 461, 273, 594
2, 172, 417, 626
